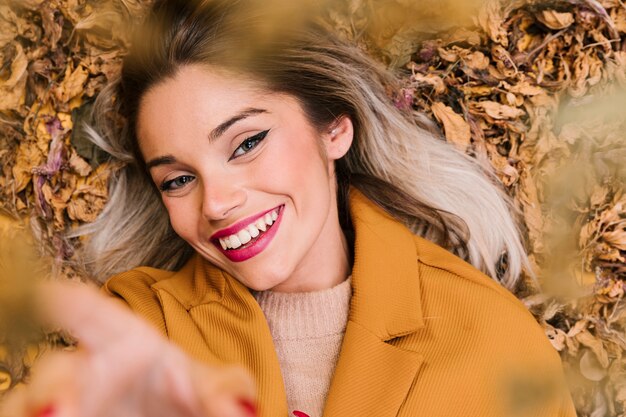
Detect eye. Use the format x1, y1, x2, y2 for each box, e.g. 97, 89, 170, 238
159, 175, 196, 192
230, 130, 269, 160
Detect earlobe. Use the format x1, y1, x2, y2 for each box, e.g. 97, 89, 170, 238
324, 115, 354, 161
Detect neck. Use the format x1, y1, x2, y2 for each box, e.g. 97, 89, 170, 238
268, 198, 351, 293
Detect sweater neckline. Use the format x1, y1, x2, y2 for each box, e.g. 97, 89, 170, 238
252, 277, 352, 341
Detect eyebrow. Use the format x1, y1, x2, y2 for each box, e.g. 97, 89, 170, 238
145, 155, 177, 170
209, 108, 268, 142
145, 108, 268, 170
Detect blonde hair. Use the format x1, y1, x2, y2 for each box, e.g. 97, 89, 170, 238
76, 0, 530, 290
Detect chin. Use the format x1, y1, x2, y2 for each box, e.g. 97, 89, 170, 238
244, 269, 292, 292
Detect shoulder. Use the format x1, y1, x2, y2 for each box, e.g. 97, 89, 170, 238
100, 266, 177, 336
409, 234, 562, 367
400, 236, 575, 416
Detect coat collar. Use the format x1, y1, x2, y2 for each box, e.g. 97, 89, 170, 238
346, 187, 425, 339
323, 188, 425, 417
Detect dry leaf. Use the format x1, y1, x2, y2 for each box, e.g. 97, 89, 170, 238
0, 42, 27, 111
11, 141, 44, 193
476, 0, 508, 46
54, 64, 89, 104
538, 10, 575, 30
431, 102, 472, 150
463, 51, 490, 70
476, 100, 526, 119
580, 349, 608, 381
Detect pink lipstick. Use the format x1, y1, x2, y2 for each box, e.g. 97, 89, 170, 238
211, 205, 284, 262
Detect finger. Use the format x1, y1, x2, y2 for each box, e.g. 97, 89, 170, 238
193, 364, 257, 417
0, 384, 28, 417
35, 282, 156, 350
21, 352, 83, 417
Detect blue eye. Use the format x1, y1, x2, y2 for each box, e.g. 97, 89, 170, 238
160, 175, 196, 192
230, 130, 269, 160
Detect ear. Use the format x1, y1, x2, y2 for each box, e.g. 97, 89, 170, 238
321, 115, 354, 161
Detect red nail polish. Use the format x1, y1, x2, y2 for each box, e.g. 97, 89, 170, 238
239, 399, 257, 416
293, 411, 310, 417
35, 405, 56, 417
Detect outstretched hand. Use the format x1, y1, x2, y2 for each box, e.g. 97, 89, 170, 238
0, 282, 257, 417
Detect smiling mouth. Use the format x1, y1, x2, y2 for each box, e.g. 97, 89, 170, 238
214, 205, 283, 251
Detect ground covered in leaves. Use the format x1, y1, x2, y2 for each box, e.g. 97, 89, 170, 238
1, 0, 625, 415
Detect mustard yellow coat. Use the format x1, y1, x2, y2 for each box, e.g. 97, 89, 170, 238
103, 189, 576, 417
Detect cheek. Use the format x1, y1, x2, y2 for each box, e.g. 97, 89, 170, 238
162, 198, 198, 240
252, 133, 328, 190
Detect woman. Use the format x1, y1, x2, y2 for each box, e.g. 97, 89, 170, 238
2, 0, 576, 416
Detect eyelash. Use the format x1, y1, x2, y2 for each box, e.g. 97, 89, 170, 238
159, 129, 270, 192
229, 129, 269, 160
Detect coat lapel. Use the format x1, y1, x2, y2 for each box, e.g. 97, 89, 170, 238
151, 256, 289, 417
323, 188, 426, 417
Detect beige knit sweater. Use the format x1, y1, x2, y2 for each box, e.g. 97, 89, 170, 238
253, 277, 352, 417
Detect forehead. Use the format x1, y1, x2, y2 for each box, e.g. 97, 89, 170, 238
137, 65, 266, 134
135, 64, 315, 161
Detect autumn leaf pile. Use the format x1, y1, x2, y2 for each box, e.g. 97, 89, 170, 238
1, 0, 625, 415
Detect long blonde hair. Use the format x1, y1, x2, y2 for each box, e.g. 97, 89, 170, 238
76, 0, 530, 290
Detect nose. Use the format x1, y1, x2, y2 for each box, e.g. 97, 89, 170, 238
200, 178, 246, 221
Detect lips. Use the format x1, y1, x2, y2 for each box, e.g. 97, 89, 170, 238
210, 205, 281, 240
211, 205, 285, 262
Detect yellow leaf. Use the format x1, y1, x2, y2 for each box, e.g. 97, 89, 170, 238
11, 142, 44, 193
0, 369, 11, 391
431, 102, 471, 150
54, 64, 89, 104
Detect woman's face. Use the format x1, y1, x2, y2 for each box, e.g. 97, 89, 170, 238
136, 65, 353, 292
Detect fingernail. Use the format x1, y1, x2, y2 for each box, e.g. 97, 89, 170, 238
293, 411, 310, 417
238, 399, 257, 416
35, 405, 56, 417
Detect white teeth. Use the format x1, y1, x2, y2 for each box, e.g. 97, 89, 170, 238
230, 235, 242, 249
238, 229, 252, 244
218, 207, 281, 250
248, 224, 260, 238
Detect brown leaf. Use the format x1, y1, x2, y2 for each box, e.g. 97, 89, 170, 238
68, 150, 92, 177
431, 102, 472, 150
476, 0, 508, 46
538, 10, 575, 30
0, 5, 18, 45
576, 330, 610, 368
463, 51, 490, 70
0, 42, 27, 112
476, 101, 525, 119
411, 73, 446, 94
506, 81, 544, 96
579, 349, 608, 381
602, 223, 626, 250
